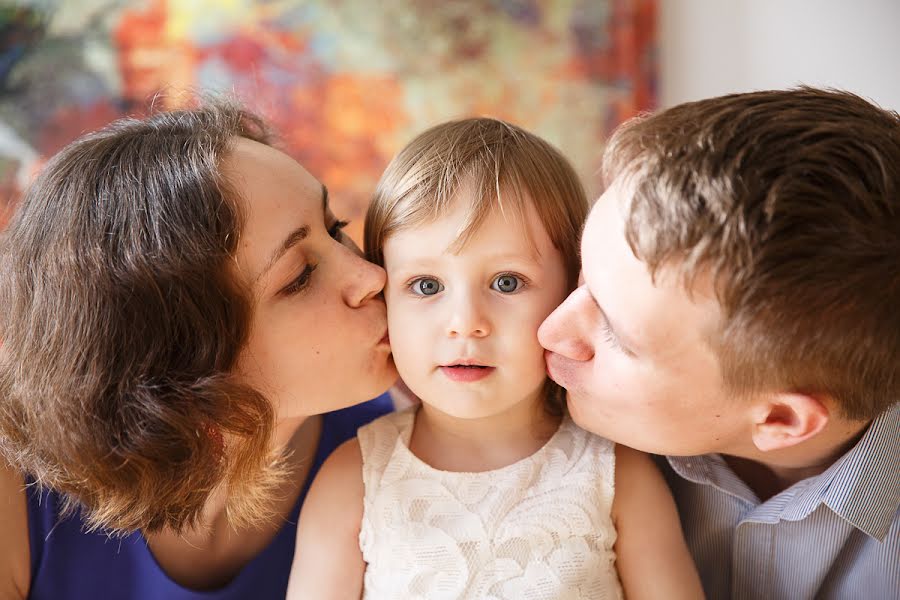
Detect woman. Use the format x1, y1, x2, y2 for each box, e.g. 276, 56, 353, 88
0, 103, 398, 598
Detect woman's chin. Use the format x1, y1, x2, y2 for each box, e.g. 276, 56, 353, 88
276, 354, 399, 419
370, 355, 400, 399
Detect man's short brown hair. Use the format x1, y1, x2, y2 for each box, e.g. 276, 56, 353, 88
0, 102, 288, 534
604, 87, 900, 420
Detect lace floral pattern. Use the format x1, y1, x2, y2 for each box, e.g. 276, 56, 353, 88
359, 409, 623, 599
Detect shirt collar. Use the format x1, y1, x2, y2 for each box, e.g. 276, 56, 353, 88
667, 403, 900, 540
818, 402, 899, 540
667, 450, 759, 505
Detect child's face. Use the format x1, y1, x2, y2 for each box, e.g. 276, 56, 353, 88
383, 192, 568, 420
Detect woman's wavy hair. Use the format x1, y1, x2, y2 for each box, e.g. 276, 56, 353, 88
0, 101, 289, 534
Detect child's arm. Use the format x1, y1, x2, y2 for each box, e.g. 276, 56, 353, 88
286, 438, 366, 600
612, 445, 705, 600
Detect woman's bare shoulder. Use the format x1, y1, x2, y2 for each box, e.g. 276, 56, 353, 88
0, 462, 29, 599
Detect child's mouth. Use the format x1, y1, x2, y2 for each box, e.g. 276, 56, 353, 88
440, 364, 495, 382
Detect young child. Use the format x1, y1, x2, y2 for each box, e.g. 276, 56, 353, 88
288, 118, 703, 599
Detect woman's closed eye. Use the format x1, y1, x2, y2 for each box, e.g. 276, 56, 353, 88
280, 219, 348, 297
282, 263, 318, 296
328, 219, 349, 241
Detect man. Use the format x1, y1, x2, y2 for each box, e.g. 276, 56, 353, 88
538, 87, 899, 599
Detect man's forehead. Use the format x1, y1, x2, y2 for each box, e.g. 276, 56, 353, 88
579, 190, 722, 347
580, 188, 628, 272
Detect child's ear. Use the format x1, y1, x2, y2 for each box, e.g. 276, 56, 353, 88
750, 393, 830, 452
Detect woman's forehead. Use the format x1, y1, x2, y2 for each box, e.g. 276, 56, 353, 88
224, 138, 324, 279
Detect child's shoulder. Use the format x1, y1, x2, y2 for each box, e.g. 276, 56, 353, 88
562, 418, 660, 481
318, 405, 416, 484
358, 405, 416, 440
356, 405, 417, 474
559, 415, 617, 462
318, 435, 364, 479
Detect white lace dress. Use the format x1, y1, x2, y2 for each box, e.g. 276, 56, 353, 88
358, 408, 624, 600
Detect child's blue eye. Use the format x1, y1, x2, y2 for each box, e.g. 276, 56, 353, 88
411, 277, 443, 296
491, 274, 522, 294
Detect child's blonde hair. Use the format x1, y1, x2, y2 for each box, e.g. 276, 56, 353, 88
365, 117, 587, 286
365, 117, 589, 414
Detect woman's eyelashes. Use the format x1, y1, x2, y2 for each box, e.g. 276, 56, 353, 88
282, 263, 318, 296
406, 272, 529, 297
328, 219, 350, 241
281, 219, 348, 297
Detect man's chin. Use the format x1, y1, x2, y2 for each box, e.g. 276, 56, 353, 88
544, 351, 575, 389
565, 395, 624, 444
564, 393, 594, 431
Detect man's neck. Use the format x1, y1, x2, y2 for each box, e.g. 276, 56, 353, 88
725, 418, 870, 501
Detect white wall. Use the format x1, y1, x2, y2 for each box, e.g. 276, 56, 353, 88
660, 0, 900, 110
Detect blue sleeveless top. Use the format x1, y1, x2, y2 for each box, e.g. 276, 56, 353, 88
25, 395, 392, 599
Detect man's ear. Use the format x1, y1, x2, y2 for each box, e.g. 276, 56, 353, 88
750, 393, 830, 452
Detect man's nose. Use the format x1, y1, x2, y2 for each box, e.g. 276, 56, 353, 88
538, 286, 594, 362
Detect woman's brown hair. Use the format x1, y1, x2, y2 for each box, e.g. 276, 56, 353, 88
604, 87, 900, 420
365, 117, 589, 415
0, 102, 287, 534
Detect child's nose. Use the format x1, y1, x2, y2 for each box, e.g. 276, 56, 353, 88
445, 294, 491, 339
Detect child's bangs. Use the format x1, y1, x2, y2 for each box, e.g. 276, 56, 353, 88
387, 164, 538, 257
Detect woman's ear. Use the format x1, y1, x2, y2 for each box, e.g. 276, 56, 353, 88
750, 393, 830, 452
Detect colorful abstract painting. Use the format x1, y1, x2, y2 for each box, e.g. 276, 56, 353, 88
0, 0, 656, 236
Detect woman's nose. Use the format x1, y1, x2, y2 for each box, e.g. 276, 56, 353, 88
343, 250, 387, 308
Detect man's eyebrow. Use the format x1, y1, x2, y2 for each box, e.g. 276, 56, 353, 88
255, 184, 328, 282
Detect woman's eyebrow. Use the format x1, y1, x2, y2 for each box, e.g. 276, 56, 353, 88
256, 225, 310, 283
255, 184, 329, 282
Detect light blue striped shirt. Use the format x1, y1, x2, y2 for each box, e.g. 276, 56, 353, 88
663, 403, 899, 600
